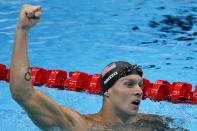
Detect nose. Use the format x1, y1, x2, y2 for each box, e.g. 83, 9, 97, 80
134, 85, 143, 98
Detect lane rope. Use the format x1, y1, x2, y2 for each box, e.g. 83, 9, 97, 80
0, 63, 196, 104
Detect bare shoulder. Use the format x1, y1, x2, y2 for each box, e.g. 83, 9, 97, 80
59, 105, 89, 131
134, 113, 189, 131
136, 113, 173, 123
132, 113, 173, 130
82, 114, 107, 129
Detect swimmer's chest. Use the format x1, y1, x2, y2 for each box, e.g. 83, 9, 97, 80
84, 114, 170, 131
86, 119, 167, 131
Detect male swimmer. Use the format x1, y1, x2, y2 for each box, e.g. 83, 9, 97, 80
10, 5, 174, 131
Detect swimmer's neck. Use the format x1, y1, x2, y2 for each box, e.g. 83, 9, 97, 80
96, 103, 137, 124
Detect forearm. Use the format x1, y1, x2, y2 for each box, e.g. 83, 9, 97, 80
10, 25, 33, 102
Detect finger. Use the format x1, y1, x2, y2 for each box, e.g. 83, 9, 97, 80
26, 12, 35, 19
21, 5, 41, 12
31, 5, 42, 13
26, 7, 42, 19
34, 11, 41, 19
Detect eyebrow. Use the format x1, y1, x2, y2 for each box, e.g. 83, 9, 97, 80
123, 79, 143, 85
123, 79, 137, 85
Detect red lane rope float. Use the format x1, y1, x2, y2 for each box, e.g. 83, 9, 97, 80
150, 80, 170, 101
193, 86, 197, 104
67, 71, 91, 91
88, 74, 101, 94
1, 63, 197, 104
31, 67, 49, 86
0, 64, 7, 81
141, 78, 151, 100
46, 70, 67, 88
171, 82, 192, 103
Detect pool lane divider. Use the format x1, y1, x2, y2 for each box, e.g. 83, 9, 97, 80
0, 63, 197, 105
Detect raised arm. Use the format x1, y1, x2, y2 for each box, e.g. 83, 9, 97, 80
10, 5, 87, 131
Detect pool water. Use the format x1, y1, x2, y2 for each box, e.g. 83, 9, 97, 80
0, 0, 197, 130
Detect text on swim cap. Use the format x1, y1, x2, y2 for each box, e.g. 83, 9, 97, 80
104, 71, 118, 85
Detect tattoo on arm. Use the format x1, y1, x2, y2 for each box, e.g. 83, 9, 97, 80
24, 67, 31, 81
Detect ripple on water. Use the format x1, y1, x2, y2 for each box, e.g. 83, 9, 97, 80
0, 0, 197, 130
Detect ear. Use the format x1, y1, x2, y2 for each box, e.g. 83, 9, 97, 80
104, 88, 112, 97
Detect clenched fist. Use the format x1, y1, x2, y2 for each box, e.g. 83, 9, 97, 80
17, 5, 42, 30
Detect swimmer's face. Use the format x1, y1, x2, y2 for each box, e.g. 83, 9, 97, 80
108, 74, 143, 116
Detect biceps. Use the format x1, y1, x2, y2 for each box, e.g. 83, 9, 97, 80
20, 89, 64, 129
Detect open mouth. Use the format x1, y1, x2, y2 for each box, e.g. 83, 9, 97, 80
132, 100, 140, 106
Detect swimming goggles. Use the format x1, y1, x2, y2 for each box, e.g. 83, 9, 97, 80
120, 65, 143, 78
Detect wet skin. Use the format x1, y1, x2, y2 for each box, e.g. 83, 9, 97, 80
82, 74, 144, 128
10, 5, 176, 131
107, 74, 143, 118
82, 75, 173, 130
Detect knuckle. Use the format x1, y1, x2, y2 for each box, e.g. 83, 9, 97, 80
22, 4, 29, 9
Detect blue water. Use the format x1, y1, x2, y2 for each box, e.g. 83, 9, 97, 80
0, 0, 197, 130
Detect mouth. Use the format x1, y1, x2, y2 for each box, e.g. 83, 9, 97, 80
131, 100, 140, 106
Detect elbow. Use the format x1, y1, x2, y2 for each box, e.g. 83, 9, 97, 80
10, 86, 20, 101
10, 84, 24, 102
10, 84, 34, 103
10, 90, 27, 104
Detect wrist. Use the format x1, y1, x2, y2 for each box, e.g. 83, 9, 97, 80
16, 23, 30, 32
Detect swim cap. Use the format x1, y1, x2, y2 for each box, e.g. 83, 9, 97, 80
100, 61, 143, 94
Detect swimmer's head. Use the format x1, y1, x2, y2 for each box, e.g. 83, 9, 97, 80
100, 61, 143, 95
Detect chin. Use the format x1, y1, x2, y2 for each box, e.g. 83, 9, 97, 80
126, 110, 138, 116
